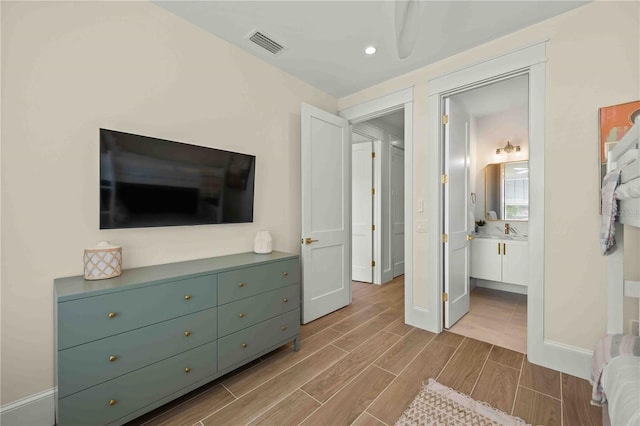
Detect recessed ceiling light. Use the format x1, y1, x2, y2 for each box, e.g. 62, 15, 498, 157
365, 46, 377, 55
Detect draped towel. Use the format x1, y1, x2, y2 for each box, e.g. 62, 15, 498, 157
600, 168, 621, 255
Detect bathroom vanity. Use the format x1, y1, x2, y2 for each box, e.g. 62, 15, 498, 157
470, 234, 528, 287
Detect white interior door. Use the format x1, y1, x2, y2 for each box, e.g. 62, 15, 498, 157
301, 103, 351, 324
391, 146, 405, 277
443, 97, 471, 328
352, 140, 373, 283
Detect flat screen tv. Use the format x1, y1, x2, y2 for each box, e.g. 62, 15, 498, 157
100, 129, 255, 229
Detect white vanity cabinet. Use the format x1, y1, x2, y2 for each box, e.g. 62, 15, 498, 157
470, 238, 528, 286
501, 240, 528, 285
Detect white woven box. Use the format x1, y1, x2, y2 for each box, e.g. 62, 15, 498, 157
83, 241, 122, 280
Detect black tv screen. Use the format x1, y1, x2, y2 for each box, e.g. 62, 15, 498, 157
100, 129, 255, 229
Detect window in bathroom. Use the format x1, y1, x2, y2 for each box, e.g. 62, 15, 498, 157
503, 162, 529, 220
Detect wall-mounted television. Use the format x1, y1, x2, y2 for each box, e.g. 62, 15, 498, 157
100, 129, 255, 229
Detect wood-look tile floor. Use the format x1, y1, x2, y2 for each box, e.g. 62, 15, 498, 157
448, 286, 527, 354
129, 277, 601, 426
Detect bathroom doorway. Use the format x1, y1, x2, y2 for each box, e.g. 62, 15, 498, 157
443, 74, 529, 354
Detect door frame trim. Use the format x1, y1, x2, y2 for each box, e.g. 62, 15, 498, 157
426, 41, 592, 379
339, 87, 416, 324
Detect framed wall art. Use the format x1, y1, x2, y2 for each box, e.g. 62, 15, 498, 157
599, 100, 640, 187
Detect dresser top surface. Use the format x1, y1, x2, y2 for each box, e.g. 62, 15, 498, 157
55, 251, 298, 301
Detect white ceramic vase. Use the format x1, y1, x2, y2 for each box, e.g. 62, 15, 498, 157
254, 231, 273, 254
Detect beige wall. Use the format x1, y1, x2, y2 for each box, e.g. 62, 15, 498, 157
339, 1, 639, 348
0, 1, 336, 404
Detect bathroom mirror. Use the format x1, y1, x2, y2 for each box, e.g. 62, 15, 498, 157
484, 160, 529, 221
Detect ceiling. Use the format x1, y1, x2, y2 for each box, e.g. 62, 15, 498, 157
154, 1, 588, 98
452, 74, 528, 118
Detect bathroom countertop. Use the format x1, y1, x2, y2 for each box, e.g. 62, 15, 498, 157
472, 233, 528, 241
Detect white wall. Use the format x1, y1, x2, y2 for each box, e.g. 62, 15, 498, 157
338, 1, 639, 351
0, 1, 336, 405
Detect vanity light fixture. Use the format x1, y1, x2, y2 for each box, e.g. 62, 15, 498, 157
496, 140, 521, 155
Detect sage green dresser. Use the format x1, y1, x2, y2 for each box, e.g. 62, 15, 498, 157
54, 251, 300, 426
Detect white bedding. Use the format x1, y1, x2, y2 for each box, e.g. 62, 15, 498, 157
616, 176, 640, 200
602, 356, 640, 426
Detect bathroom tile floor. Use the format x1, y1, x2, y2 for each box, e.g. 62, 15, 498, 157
448, 286, 527, 353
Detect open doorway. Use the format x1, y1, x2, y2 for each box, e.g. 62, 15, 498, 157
351, 110, 405, 286
442, 74, 529, 354
300, 88, 415, 325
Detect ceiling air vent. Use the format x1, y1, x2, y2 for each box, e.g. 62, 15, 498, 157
248, 31, 285, 55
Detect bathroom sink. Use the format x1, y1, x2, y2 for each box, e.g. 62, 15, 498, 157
472, 233, 528, 241
473, 233, 502, 239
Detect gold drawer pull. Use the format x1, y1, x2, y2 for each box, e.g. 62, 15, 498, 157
109, 355, 117, 362
283, 272, 289, 276
238, 282, 245, 287
184, 331, 191, 337
108, 312, 117, 319
242, 343, 248, 348
281, 326, 287, 331
239, 313, 245, 318
283, 298, 288, 303
109, 399, 117, 406
184, 367, 191, 373
184, 295, 191, 300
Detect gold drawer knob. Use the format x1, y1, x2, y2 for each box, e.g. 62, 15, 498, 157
281, 326, 287, 331
184, 331, 191, 337
242, 343, 248, 348
109, 399, 117, 406
238, 282, 245, 288
283, 272, 289, 276
283, 298, 288, 303
184, 367, 191, 373
108, 312, 117, 319
184, 295, 191, 300
239, 313, 245, 318
109, 355, 117, 362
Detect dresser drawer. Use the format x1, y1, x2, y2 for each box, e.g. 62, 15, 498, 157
58, 307, 217, 398
218, 309, 300, 371
218, 285, 299, 337
58, 340, 217, 426
218, 259, 299, 304
58, 274, 217, 350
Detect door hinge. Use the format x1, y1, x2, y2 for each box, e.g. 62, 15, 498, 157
372, 187, 376, 195
442, 233, 448, 243
371, 152, 376, 158
443, 292, 449, 302
442, 114, 449, 125
441, 174, 448, 184
372, 260, 376, 267
372, 224, 375, 231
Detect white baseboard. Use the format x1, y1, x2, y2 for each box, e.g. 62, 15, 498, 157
0, 388, 55, 426
532, 339, 593, 380
474, 279, 528, 295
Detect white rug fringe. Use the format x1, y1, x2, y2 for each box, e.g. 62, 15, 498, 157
395, 378, 530, 426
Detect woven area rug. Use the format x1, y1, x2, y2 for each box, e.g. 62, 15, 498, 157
395, 379, 530, 426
